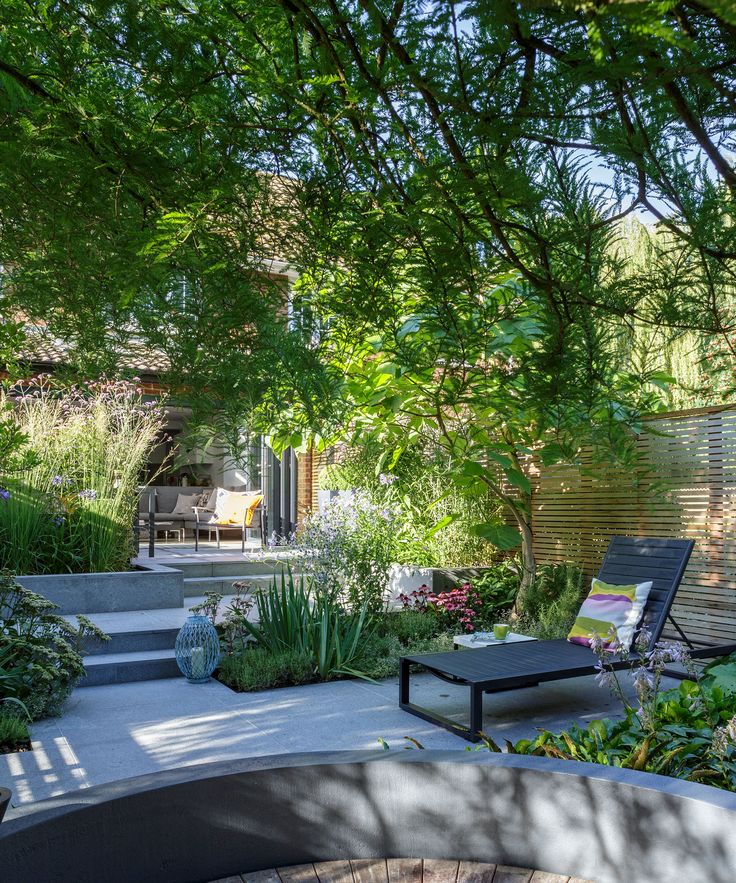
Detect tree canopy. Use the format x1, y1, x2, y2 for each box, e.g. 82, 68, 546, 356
1, 1, 736, 567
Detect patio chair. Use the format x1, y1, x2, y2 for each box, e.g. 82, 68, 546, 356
193, 491, 265, 552
400, 535, 736, 742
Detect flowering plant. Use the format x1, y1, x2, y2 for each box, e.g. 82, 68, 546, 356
291, 491, 401, 613
398, 584, 432, 611
428, 583, 483, 633
475, 634, 736, 791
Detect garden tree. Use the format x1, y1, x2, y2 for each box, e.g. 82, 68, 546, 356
277, 259, 667, 599
0, 2, 330, 464
0, 1, 735, 562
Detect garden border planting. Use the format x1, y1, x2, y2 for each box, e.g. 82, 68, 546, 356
1, 751, 736, 883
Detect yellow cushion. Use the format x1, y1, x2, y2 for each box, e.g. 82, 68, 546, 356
215, 491, 263, 526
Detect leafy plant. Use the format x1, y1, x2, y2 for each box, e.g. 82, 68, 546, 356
515, 562, 584, 639
218, 647, 314, 692
467, 563, 519, 624
0, 570, 108, 720
703, 653, 736, 695
241, 569, 374, 680
0, 711, 30, 753
291, 491, 400, 613
321, 443, 502, 568
484, 639, 736, 791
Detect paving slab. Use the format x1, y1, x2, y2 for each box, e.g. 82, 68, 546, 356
0, 670, 676, 817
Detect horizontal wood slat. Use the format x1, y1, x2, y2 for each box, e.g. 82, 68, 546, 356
526, 408, 736, 647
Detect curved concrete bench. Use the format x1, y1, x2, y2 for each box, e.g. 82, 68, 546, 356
1, 751, 735, 883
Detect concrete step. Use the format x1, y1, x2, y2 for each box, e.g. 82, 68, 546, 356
85, 627, 181, 656
80, 649, 180, 687
71, 594, 245, 659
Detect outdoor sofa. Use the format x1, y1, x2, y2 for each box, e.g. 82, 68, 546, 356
400, 535, 736, 741
138, 485, 265, 546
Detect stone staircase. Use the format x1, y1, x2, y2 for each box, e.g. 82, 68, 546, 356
70, 558, 295, 687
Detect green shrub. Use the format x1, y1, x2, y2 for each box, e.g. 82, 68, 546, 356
321, 443, 502, 568
356, 613, 453, 680
0, 710, 30, 752
0, 378, 165, 575
470, 561, 519, 622
487, 641, 736, 791
0, 570, 108, 720
242, 569, 374, 679
493, 679, 736, 791
294, 491, 400, 612
218, 647, 314, 692
516, 562, 584, 639
376, 608, 443, 643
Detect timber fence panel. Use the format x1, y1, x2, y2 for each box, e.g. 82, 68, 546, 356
530, 406, 736, 646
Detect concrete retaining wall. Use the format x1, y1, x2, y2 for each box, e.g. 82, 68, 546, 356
16, 563, 184, 614
1, 751, 735, 883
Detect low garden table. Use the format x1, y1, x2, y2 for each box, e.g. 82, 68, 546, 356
453, 632, 537, 649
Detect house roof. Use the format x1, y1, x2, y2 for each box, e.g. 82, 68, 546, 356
16, 327, 170, 376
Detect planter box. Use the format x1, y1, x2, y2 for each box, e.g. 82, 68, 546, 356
430, 566, 499, 593
15, 563, 184, 615
386, 564, 433, 608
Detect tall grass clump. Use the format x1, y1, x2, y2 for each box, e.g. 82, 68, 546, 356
0, 377, 165, 574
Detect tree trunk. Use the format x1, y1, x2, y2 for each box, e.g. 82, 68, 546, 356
511, 500, 535, 618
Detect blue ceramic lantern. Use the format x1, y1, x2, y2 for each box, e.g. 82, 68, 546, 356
175, 615, 220, 683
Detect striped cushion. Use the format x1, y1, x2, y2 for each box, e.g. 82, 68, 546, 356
567, 578, 653, 651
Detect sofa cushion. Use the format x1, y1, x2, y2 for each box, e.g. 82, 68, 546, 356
170, 493, 200, 516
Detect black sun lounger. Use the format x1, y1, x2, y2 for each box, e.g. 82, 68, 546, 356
400, 536, 736, 742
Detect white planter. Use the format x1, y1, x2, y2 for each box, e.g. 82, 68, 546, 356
386, 563, 433, 609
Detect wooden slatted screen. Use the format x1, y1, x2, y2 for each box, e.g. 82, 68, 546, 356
530, 405, 736, 646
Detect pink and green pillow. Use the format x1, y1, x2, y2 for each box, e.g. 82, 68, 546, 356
567, 578, 653, 651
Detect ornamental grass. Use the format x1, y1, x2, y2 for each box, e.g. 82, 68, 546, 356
0, 377, 165, 574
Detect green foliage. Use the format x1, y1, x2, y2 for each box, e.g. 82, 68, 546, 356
241, 569, 374, 680
219, 606, 453, 690
356, 631, 455, 681
1, 2, 733, 502
0, 711, 30, 753
218, 647, 314, 692
469, 563, 520, 622
497, 680, 736, 791
294, 491, 401, 613
516, 563, 585, 640
321, 444, 502, 567
376, 609, 443, 645
0, 570, 108, 720
0, 378, 165, 575
703, 654, 736, 695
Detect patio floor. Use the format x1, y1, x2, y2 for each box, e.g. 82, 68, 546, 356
132, 539, 297, 567
1, 668, 671, 818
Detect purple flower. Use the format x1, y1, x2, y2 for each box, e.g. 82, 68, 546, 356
378, 473, 397, 486
0, 489, 10, 501
51, 515, 65, 527
78, 489, 97, 501
51, 475, 64, 486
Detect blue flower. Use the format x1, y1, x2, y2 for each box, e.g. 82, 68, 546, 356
51, 475, 64, 487
51, 515, 65, 527
0, 488, 10, 501
78, 489, 97, 501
